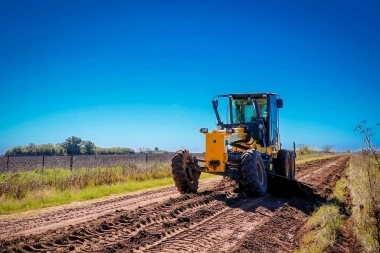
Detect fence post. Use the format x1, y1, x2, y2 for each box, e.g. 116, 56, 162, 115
42, 155, 45, 171
7, 154, 10, 171
70, 154, 73, 171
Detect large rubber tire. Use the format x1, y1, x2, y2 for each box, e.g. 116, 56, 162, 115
288, 151, 296, 180
239, 149, 267, 196
274, 149, 291, 178
171, 149, 201, 194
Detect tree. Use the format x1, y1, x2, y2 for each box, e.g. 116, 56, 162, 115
154, 147, 159, 151
138, 147, 152, 154
5, 137, 136, 156
60, 136, 83, 155
38, 143, 56, 155
82, 141, 96, 155
27, 143, 37, 155
322, 145, 335, 153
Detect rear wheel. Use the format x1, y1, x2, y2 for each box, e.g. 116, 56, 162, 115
288, 151, 296, 180
274, 150, 291, 178
171, 149, 201, 194
239, 149, 267, 196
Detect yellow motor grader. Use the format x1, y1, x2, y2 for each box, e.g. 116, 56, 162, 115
171, 93, 299, 196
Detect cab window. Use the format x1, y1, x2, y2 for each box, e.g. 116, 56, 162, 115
231, 98, 267, 123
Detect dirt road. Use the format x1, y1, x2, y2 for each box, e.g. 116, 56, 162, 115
0, 155, 350, 252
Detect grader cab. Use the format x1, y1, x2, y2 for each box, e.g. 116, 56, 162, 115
171, 93, 299, 196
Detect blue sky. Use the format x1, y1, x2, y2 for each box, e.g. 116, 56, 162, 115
1, 0, 379, 154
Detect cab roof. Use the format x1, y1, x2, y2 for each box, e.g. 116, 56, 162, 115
216, 93, 279, 99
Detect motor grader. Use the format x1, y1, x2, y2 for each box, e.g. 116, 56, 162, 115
171, 93, 299, 196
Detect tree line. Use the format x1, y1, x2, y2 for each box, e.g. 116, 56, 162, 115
296, 144, 336, 155
5, 136, 136, 156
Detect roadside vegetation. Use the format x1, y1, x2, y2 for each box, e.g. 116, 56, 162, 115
296, 153, 339, 164
349, 154, 379, 252
295, 121, 380, 253
0, 162, 215, 214
296, 144, 339, 164
294, 171, 347, 253
350, 121, 380, 252
296, 144, 317, 155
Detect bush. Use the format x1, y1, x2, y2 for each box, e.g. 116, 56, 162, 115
297, 144, 315, 155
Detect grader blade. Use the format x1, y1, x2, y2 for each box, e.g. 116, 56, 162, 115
266, 173, 315, 199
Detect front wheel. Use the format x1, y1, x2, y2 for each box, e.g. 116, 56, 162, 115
171, 149, 201, 194
239, 149, 267, 196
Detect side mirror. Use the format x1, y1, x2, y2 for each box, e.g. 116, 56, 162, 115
276, 99, 283, 108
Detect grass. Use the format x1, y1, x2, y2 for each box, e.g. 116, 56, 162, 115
0, 163, 217, 215
0, 162, 173, 199
0, 177, 173, 214
332, 175, 347, 202
348, 154, 380, 252
296, 152, 380, 253
294, 171, 347, 253
296, 153, 341, 164
295, 205, 344, 253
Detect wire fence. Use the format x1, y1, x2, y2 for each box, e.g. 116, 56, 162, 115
0, 153, 204, 173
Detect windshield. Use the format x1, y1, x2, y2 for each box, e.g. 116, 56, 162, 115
231, 98, 267, 123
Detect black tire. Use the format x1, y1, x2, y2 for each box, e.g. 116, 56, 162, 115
274, 149, 291, 178
171, 149, 201, 194
239, 149, 267, 196
288, 151, 296, 180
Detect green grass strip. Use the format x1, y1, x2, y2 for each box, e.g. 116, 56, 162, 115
295, 205, 344, 253
296, 154, 341, 164
0, 173, 217, 215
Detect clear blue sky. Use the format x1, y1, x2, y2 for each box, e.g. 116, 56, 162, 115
1, 0, 379, 155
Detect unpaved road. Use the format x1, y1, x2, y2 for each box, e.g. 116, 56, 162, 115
0, 155, 350, 252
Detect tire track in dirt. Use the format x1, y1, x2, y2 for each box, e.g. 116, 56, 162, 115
0, 181, 244, 252
0, 155, 350, 252
0, 187, 178, 239
229, 155, 351, 253
140, 195, 285, 253
296, 156, 350, 199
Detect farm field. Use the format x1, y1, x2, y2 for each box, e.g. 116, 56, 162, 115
0, 155, 357, 252
0, 154, 182, 172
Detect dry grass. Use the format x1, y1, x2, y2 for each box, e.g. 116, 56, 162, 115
294, 174, 347, 253
296, 153, 340, 164
351, 121, 380, 252
348, 154, 380, 252
0, 160, 217, 214
0, 162, 171, 200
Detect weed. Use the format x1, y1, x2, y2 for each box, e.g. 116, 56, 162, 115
295, 205, 345, 253
352, 121, 380, 252
296, 144, 315, 155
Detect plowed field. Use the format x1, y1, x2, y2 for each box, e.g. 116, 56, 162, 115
0, 155, 351, 252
